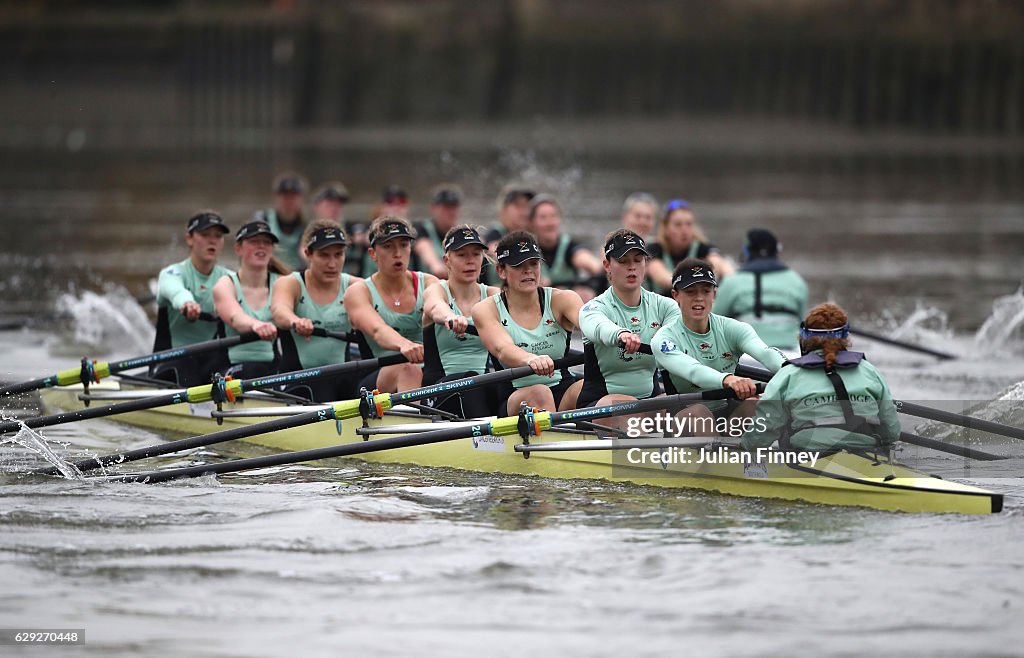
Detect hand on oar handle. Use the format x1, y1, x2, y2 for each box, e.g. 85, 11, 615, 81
251, 321, 277, 341
446, 316, 470, 337
292, 319, 315, 339
182, 302, 203, 321
617, 332, 643, 354
526, 354, 556, 377
722, 374, 759, 400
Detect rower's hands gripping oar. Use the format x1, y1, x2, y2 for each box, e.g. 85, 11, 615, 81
0, 352, 404, 435
617, 340, 760, 400
101, 383, 748, 484
0, 332, 261, 397
38, 353, 584, 476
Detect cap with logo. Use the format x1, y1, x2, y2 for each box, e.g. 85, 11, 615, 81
235, 220, 278, 243
313, 182, 350, 204
187, 212, 230, 235
443, 227, 486, 252
672, 264, 718, 290
604, 231, 651, 260
306, 227, 347, 251
496, 236, 544, 266
370, 220, 415, 246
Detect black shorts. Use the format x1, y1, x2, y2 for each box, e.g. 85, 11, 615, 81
576, 376, 662, 410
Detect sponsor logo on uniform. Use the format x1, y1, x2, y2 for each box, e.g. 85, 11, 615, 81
660, 340, 677, 354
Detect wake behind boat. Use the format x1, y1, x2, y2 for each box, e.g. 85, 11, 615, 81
37, 381, 1003, 515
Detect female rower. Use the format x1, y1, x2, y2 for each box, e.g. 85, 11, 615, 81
647, 199, 734, 293
578, 230, 680, 419
652, 258, 785, 435
742, 303, 901, 453
213, 220, 290, 379
270, 219, 359, 401
152, 210, 232, 386
421, 225, 501, 418
473, 231, 584, 416
528, 194, 604, 302
344, 216, 438, 392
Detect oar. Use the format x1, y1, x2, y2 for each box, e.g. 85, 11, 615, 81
101, 385, 741, 483
735, 363, 1017, 454
0, 353, 405, 435
40, 353, 585, 476
849, 325, 956, 361
0, 332, 262, 397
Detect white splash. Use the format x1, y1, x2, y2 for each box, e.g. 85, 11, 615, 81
974, 285, 1024, 351
54, 284, 154, 355
0, 417, 84, 480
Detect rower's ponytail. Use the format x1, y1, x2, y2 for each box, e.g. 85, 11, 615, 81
800, 303, 850, 370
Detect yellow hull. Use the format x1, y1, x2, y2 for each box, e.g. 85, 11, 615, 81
39, 385, 1003, 515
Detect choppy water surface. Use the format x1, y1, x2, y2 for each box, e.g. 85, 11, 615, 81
2, 136, 1024, 655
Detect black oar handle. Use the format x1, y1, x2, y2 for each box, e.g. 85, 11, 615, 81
445, 319, 479, 336
616, 339, 654, 355
309, 327, 358, 342
108, 332, 259, 375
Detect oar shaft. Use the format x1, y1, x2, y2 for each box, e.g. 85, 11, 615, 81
107, 332, 259, 375
898, 432, 1007, 461
40, 407, 339, 475
1, 391, 182, 433
849, 326, 956, 360
112, 419, 476, 483
896, 401, 1024, 442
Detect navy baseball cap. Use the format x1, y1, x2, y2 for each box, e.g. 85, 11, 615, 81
370, 220, 415, 246
235, 220, 278, 243
497, 236, 543, 266
672, 264, 717, 290
604, 231, 651, 260
187, 211, 230, 234
443, 227, 486, 252
306, 227, 347, 251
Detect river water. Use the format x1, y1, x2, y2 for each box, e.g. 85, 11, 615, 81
1, 127, 1024, 656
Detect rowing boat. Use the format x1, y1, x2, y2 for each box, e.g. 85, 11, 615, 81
37, 383, 1003, 514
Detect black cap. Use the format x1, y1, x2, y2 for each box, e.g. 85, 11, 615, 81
306, 227, 347, 251
235, 220, 278, 243
497, 236, 543, 266
313, 183, 349, 204
381, 184, 408, 203
275, 175, 305, 195
604, 231, 651, 260
672, 263, 718, 290
432, 185, 462, 206
370, 220, 414, 246
187, 212, 229, 235
746, 228, 779, 258
502, 188, 536, 207
443, 227, 486, 252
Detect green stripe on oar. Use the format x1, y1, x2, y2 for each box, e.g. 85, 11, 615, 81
849, 326, 956, 361
101, 384, 727, 483
0, 332, 261, 397
0, 353, 404, 435
735, 363, 1020, 451
40, 353, 584, 476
